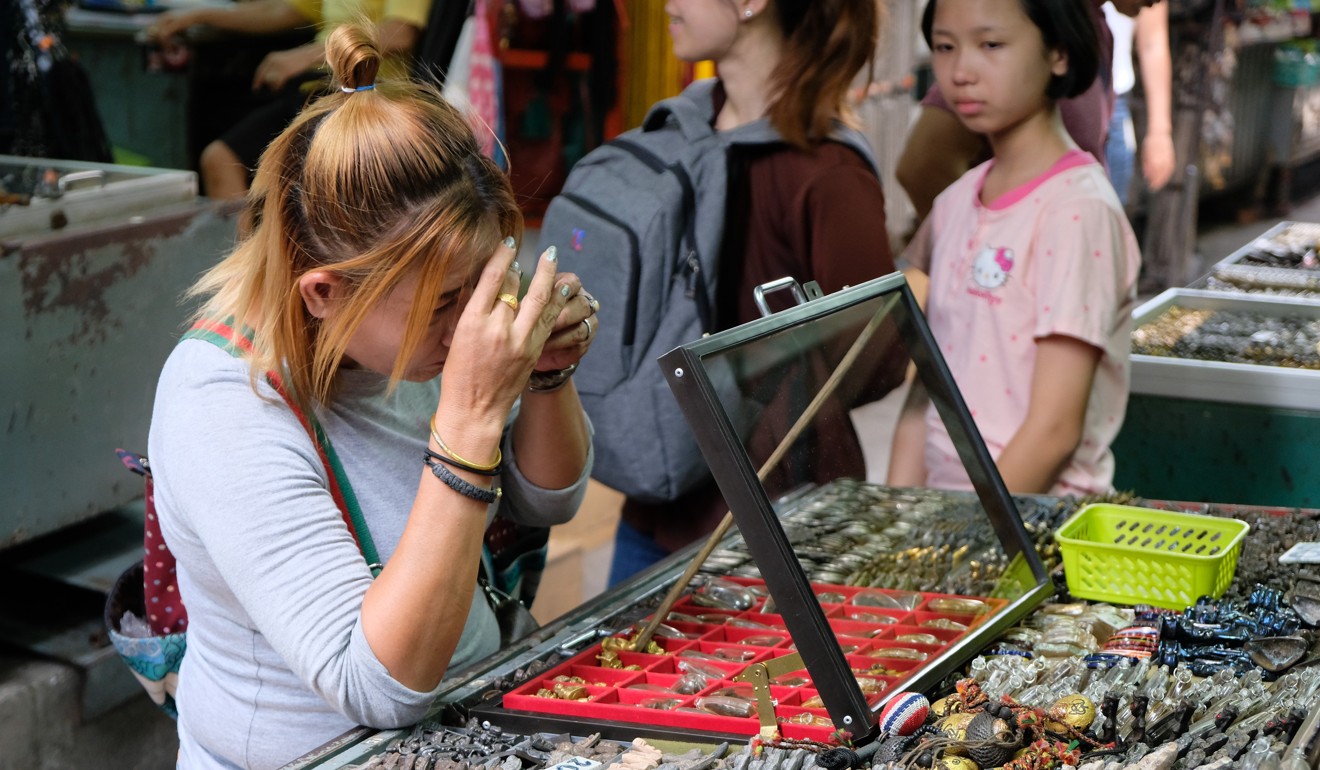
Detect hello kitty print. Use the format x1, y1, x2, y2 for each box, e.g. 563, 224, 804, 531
967, 245, 1014, 304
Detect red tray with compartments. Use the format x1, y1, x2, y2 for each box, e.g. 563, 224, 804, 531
494, 578, 1004, 743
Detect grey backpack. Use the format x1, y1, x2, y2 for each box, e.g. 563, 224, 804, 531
541, 79, 880, 503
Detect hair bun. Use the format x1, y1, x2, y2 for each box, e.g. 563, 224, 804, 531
325, 22, 382, 93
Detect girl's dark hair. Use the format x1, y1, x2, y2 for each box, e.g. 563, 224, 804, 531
768, 0, 884, 149
920, 0, 1099, 100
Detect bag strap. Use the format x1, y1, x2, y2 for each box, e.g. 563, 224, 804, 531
182, 318, 383, 575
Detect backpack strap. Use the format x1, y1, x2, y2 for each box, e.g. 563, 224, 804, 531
182, 318, 383, 575
641, 78, 720, 142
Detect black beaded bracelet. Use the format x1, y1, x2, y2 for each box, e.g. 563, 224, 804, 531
425, 447, 501, 476
527, 363, 577, 393
424, 454, 501, 504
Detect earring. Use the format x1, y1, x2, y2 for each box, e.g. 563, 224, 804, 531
744, 8, 753, 17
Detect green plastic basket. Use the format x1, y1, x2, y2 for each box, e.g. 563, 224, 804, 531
1054, 504, 1249, 610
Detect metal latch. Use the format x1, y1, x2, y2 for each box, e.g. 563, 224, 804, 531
733, 651, 806, 739
753, 278, 824, 318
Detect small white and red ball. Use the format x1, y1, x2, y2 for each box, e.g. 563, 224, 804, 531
878, 692, 930, 737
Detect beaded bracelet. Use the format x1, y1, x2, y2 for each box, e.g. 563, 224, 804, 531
425, 447, 500, 476
527, 363, 578, 393
429, 415, 501, 472
424, 454, 501, 504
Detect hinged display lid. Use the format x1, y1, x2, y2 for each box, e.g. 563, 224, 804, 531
658, 273, 1053, 742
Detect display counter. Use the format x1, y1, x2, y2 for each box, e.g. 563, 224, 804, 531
1, 155, 239, 548
282, 489, 1320, 769
1114, 221, 1320, 507
281, 276, 1320, 769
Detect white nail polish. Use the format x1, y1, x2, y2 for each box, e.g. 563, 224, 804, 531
545, 245, 558, 263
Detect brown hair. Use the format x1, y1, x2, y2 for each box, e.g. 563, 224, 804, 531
767, 0, 884, 149
188, 22, 521, 411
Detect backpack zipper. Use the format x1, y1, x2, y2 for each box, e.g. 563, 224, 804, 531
561, 192, 641, 347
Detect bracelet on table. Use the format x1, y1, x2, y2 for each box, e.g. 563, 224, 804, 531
424, 454, 501, 504
429, 415, 501, 472
425, 447, 500, 476
527, 363, 578, 393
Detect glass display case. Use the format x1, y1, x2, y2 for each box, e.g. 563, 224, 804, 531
286, 273, 1054, 767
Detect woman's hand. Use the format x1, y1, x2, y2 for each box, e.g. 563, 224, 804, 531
147, 9, 202, 42
533, 281, 598, 373
434, 241, 571, 455
252, 45, 322, 92
1141, 131, 1176, 192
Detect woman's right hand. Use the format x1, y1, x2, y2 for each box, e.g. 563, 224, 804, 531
433, 240, 570, 458
146, 9, 200, 42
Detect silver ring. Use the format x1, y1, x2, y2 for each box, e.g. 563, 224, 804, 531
582, 317, 594, 337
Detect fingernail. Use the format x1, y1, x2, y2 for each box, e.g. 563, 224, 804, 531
544, 245, 558, 264
511, 261, 520, 273
503, 236, 517, 250
590, 298, 601, 312
560, 284, 571, 298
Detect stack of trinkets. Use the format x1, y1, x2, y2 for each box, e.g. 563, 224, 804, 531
1205, 222, 1320, 296
347, 722, 735, 770
1155, 586, 1310, 677
1130, 306, 1320, 369
697, 480, 1073, 596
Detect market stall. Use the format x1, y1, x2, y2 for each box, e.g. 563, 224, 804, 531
280, 275, 1320, 770
1113, 220, 1320, 507
282, 488, 1320, 769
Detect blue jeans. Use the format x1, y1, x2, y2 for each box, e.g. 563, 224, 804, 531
608, 519, 671, 588
1106, 93, 1135, 207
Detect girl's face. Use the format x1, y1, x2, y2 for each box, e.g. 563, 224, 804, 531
340, 265, 471, 382
666, 0, 742, 63
929, 0, 1068, 140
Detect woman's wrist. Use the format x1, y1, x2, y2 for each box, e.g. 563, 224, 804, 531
526, 363, 577, 394
430, 410, 504, 469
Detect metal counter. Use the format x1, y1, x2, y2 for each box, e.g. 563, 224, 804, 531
2, 156, 239, 548
1193, 221, 1320, 296
1114, 288, 1320, 507
1127, 288, 1320, 411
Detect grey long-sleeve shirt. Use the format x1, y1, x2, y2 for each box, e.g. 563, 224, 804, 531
149, 340, 590, 770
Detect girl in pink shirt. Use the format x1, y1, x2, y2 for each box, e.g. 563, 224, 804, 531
889, 0, 1141, 495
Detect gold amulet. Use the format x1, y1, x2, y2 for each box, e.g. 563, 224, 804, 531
1046, 694, 1096, 732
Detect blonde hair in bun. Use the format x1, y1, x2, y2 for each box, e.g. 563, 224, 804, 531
188, 20, 521, 411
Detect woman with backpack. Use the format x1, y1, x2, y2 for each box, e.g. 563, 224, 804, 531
147, 22, 596, 768
602, 0, 900, 585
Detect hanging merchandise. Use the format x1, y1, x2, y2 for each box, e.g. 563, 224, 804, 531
621, 0, 687, 129
497, 0, 617, 220
414, 0, 474, 87
515, 0, 596, 19
442, 0, 501, 158
6, 0, 113, 161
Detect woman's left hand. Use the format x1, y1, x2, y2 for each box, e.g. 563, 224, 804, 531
532, 277, 599, 373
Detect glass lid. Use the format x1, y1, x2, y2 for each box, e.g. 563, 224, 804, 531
658, 273, 1051, 741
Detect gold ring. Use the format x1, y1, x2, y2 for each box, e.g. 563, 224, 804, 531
496, 293, 520, 312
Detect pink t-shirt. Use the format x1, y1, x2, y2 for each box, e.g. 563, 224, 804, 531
921, 151, 1140, 495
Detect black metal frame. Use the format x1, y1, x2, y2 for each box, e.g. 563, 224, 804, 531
658, 273, 1052, 743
